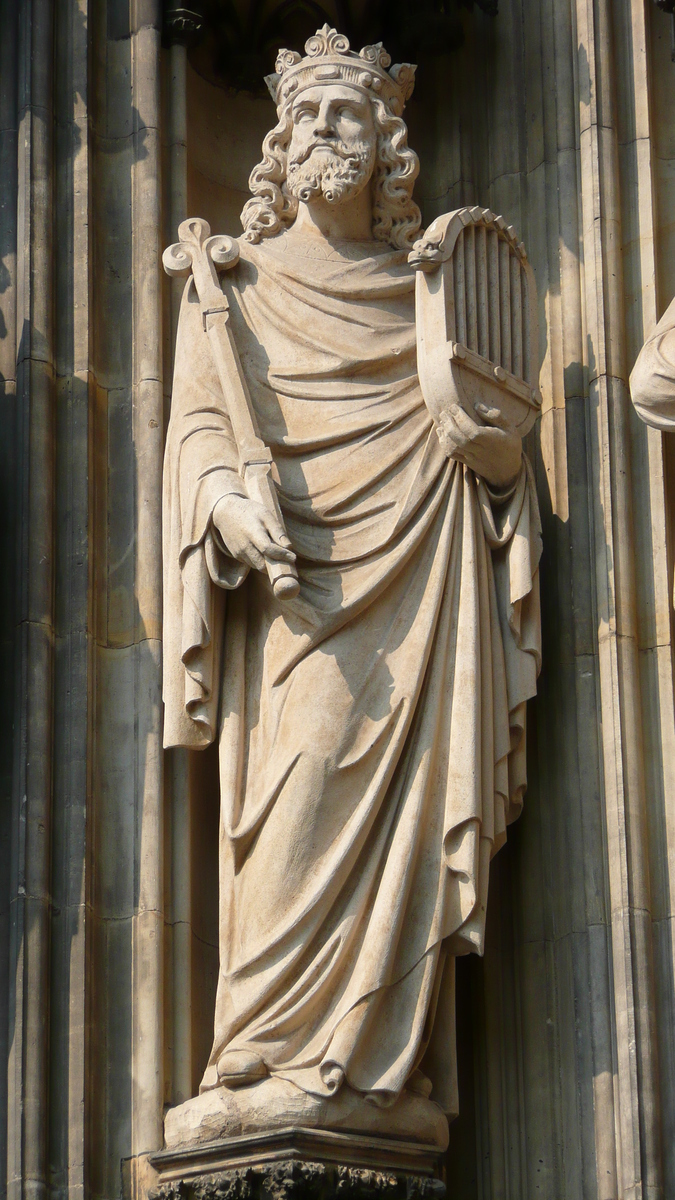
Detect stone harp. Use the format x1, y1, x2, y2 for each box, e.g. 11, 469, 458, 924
409, 206, 541, 438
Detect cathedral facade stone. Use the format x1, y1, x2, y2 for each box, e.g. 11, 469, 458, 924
1, 2, 674, 1198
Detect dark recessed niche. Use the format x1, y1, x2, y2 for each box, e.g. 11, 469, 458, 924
163, 0, 498, 95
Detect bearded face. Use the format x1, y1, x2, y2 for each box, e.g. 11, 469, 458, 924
285, 84, 377, 207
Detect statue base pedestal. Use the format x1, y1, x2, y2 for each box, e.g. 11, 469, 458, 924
149, 1127, 446, 1200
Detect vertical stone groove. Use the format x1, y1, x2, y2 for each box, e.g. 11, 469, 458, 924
7, 3, 55, 1200
575, 0, 662, 1195
162, 36, 193, 1112
51, 2, 92, 1200
0, 0, 19, 1181
130, 0, 165, 1169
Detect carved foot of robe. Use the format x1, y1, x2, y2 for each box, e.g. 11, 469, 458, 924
163, 1076, 449, 1152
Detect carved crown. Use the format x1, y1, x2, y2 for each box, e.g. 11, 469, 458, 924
265, 25, 416, 118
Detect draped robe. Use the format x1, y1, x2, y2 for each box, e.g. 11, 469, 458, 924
630, 296, 675, 429
163, 234, 542, 1116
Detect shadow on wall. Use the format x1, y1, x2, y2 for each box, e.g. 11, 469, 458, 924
173, 0, 498, 95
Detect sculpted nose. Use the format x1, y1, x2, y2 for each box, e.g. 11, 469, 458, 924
313, 106, 335, 137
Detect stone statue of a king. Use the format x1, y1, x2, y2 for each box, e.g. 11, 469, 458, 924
162, 26, 542, 1154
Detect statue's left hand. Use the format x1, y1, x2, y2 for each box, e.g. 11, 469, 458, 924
436, 401, 522, 490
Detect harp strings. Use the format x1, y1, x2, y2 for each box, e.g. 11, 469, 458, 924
451, 223, 532, 385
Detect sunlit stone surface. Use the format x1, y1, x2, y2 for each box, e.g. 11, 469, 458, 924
2, 3, 675, 1197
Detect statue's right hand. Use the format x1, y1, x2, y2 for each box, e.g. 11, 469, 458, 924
212, 494, 296, 573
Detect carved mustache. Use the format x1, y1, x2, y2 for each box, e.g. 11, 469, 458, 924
289, 139, 371, 167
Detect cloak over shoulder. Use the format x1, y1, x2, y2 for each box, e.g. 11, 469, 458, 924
162, 234, 542, 1113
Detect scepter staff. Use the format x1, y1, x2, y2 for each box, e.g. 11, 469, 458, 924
163, 218, 300, 600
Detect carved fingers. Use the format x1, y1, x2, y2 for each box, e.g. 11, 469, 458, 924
435, 402, 522, 489
212, 495, 296, 573
260, 508, 294, 556
473, 401, 518, 436
435, 402, 480, 461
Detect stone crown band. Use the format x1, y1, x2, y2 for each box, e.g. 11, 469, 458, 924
265, 24, 416, 118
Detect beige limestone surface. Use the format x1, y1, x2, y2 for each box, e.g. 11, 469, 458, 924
5, 2, 675, 1197
163, 1077, 449, 1151
162, 27, 541, 1150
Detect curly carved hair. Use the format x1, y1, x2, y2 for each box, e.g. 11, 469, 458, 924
240, 96, 421, 250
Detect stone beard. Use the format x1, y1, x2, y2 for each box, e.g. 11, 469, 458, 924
286, 139, 377, 205
162, 28, 541, 1152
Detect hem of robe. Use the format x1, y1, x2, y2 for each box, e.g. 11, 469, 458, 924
199, 865, 499, 1117
200, 949, 438, 1106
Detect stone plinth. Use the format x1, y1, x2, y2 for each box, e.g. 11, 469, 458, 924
149, 1128, 446, 1200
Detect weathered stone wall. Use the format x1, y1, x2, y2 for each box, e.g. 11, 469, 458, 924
1, 2, 674, 1199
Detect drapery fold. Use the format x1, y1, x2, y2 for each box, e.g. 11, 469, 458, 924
162, 234, 541, 1113
630, 296, 675, 429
